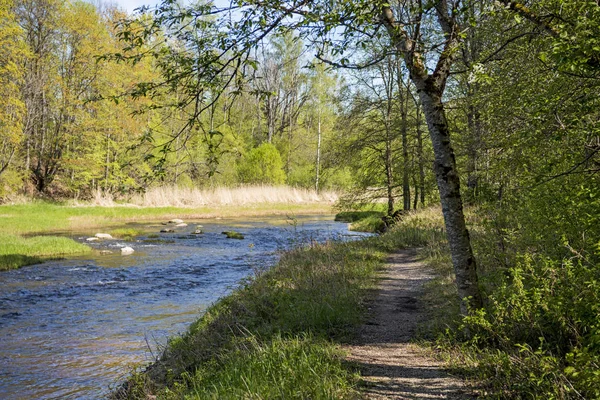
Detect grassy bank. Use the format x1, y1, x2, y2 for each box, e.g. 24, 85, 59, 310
334, 205, 388, 233
0, 233, 91, 271
0, 188, 336, 270
0, 202, 334, 236
113, 213, 431, 399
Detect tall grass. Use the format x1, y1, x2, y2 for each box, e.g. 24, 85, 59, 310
91, 185, 338, 208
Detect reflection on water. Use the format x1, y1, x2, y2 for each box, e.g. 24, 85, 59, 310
0, 215, 368, 399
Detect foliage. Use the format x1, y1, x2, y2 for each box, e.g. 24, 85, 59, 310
0, 0, 27, 177
401, 203, 600, 398
237, 143, 286, 185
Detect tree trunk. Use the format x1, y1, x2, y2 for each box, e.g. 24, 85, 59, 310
315, 109, 322, 192
382, 2, 483, 314
385, 136, 394, 216
401, 111, 410, 211
418, 88, 483, 314
416, 102, 425, 207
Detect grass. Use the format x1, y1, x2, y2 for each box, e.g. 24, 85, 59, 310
110, 228, 144, 241
334, 210, 386, 233
0, 200, 335, 236
112, 207, 438, 399
334, 210, 384, 223
0, 233, 91, 271
221, 230, 244, 239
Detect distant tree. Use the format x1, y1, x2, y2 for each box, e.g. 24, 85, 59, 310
237, 143, 286, 185
0, 0, 27, 177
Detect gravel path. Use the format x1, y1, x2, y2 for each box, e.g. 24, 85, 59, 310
346, 249, 476, 399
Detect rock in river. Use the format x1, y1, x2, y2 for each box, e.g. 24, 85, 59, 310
121, 246, 135, 255
168, 219, 184, 224
95, 233, 113, 239
221, 231, 244, 240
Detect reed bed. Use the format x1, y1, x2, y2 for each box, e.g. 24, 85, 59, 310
90, 185, 338, 208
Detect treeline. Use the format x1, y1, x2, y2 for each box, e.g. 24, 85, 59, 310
0, 0, 442, 211
0, 0, 342, 199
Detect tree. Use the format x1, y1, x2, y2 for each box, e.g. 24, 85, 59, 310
116, 0, 485, 313
0, 0, 27, 178
237, 142, 286, 184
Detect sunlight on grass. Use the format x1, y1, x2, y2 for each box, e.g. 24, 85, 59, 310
0, 233, 91, 270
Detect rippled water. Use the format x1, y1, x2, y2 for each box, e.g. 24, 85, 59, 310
0, 215, 367, 399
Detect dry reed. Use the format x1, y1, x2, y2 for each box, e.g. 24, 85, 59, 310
91, 185, 338, 208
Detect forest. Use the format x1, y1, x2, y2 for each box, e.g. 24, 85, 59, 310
1, 0, 600, 398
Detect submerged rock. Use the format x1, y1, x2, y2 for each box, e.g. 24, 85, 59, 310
192, 229, 204, 234
95, 233, 113, 239
160, 228, 175, 233
168, 219, 184, 224
175, 223, 188, 227
86, 237, 99, 242
121, 246, 135, 255
221, 230, 244, 239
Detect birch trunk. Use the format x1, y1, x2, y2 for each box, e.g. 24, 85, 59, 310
382, 2, 483, 314
418, 88, 483, 314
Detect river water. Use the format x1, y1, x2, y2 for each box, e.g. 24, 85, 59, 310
0, 215, 366, 399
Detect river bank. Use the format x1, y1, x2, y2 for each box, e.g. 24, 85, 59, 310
0, 200, 336, 270
0, 215, 362, 399
112, 211, 434, 399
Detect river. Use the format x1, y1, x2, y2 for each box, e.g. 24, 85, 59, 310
0, 215, 367, 399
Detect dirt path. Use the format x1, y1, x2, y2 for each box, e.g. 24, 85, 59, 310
346, 249, 475, 399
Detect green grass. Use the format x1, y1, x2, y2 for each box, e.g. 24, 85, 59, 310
0, 233, 91, 270
334, 210, 386, 233
0, 201, 334, 236
349, 215, 386, 232
110, 228, 144, 241
173, 335, 356, 399
113, 215, 436, 399
221, 230, 244, 239
334, 210, 384, 223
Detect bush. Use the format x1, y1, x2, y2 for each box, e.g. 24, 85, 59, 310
237, 143, 286, 185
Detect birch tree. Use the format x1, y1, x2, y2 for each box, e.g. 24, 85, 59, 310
116, 0, 484, 313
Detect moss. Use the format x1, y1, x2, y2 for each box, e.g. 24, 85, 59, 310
221, 231, 245, 239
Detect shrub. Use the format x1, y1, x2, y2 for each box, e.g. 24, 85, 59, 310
237, 143, 286, 185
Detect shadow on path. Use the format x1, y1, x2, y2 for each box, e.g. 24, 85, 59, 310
345, 249, 476, 399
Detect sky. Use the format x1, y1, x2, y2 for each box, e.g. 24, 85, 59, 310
111, 0, 231, 15
112, 0, 157, 14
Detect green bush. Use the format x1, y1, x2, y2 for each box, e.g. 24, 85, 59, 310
237, 143, 286, 185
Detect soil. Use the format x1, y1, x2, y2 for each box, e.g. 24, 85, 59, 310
346, 249, 476, 399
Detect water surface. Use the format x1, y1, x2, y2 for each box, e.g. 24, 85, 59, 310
0, 215, 367, 399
